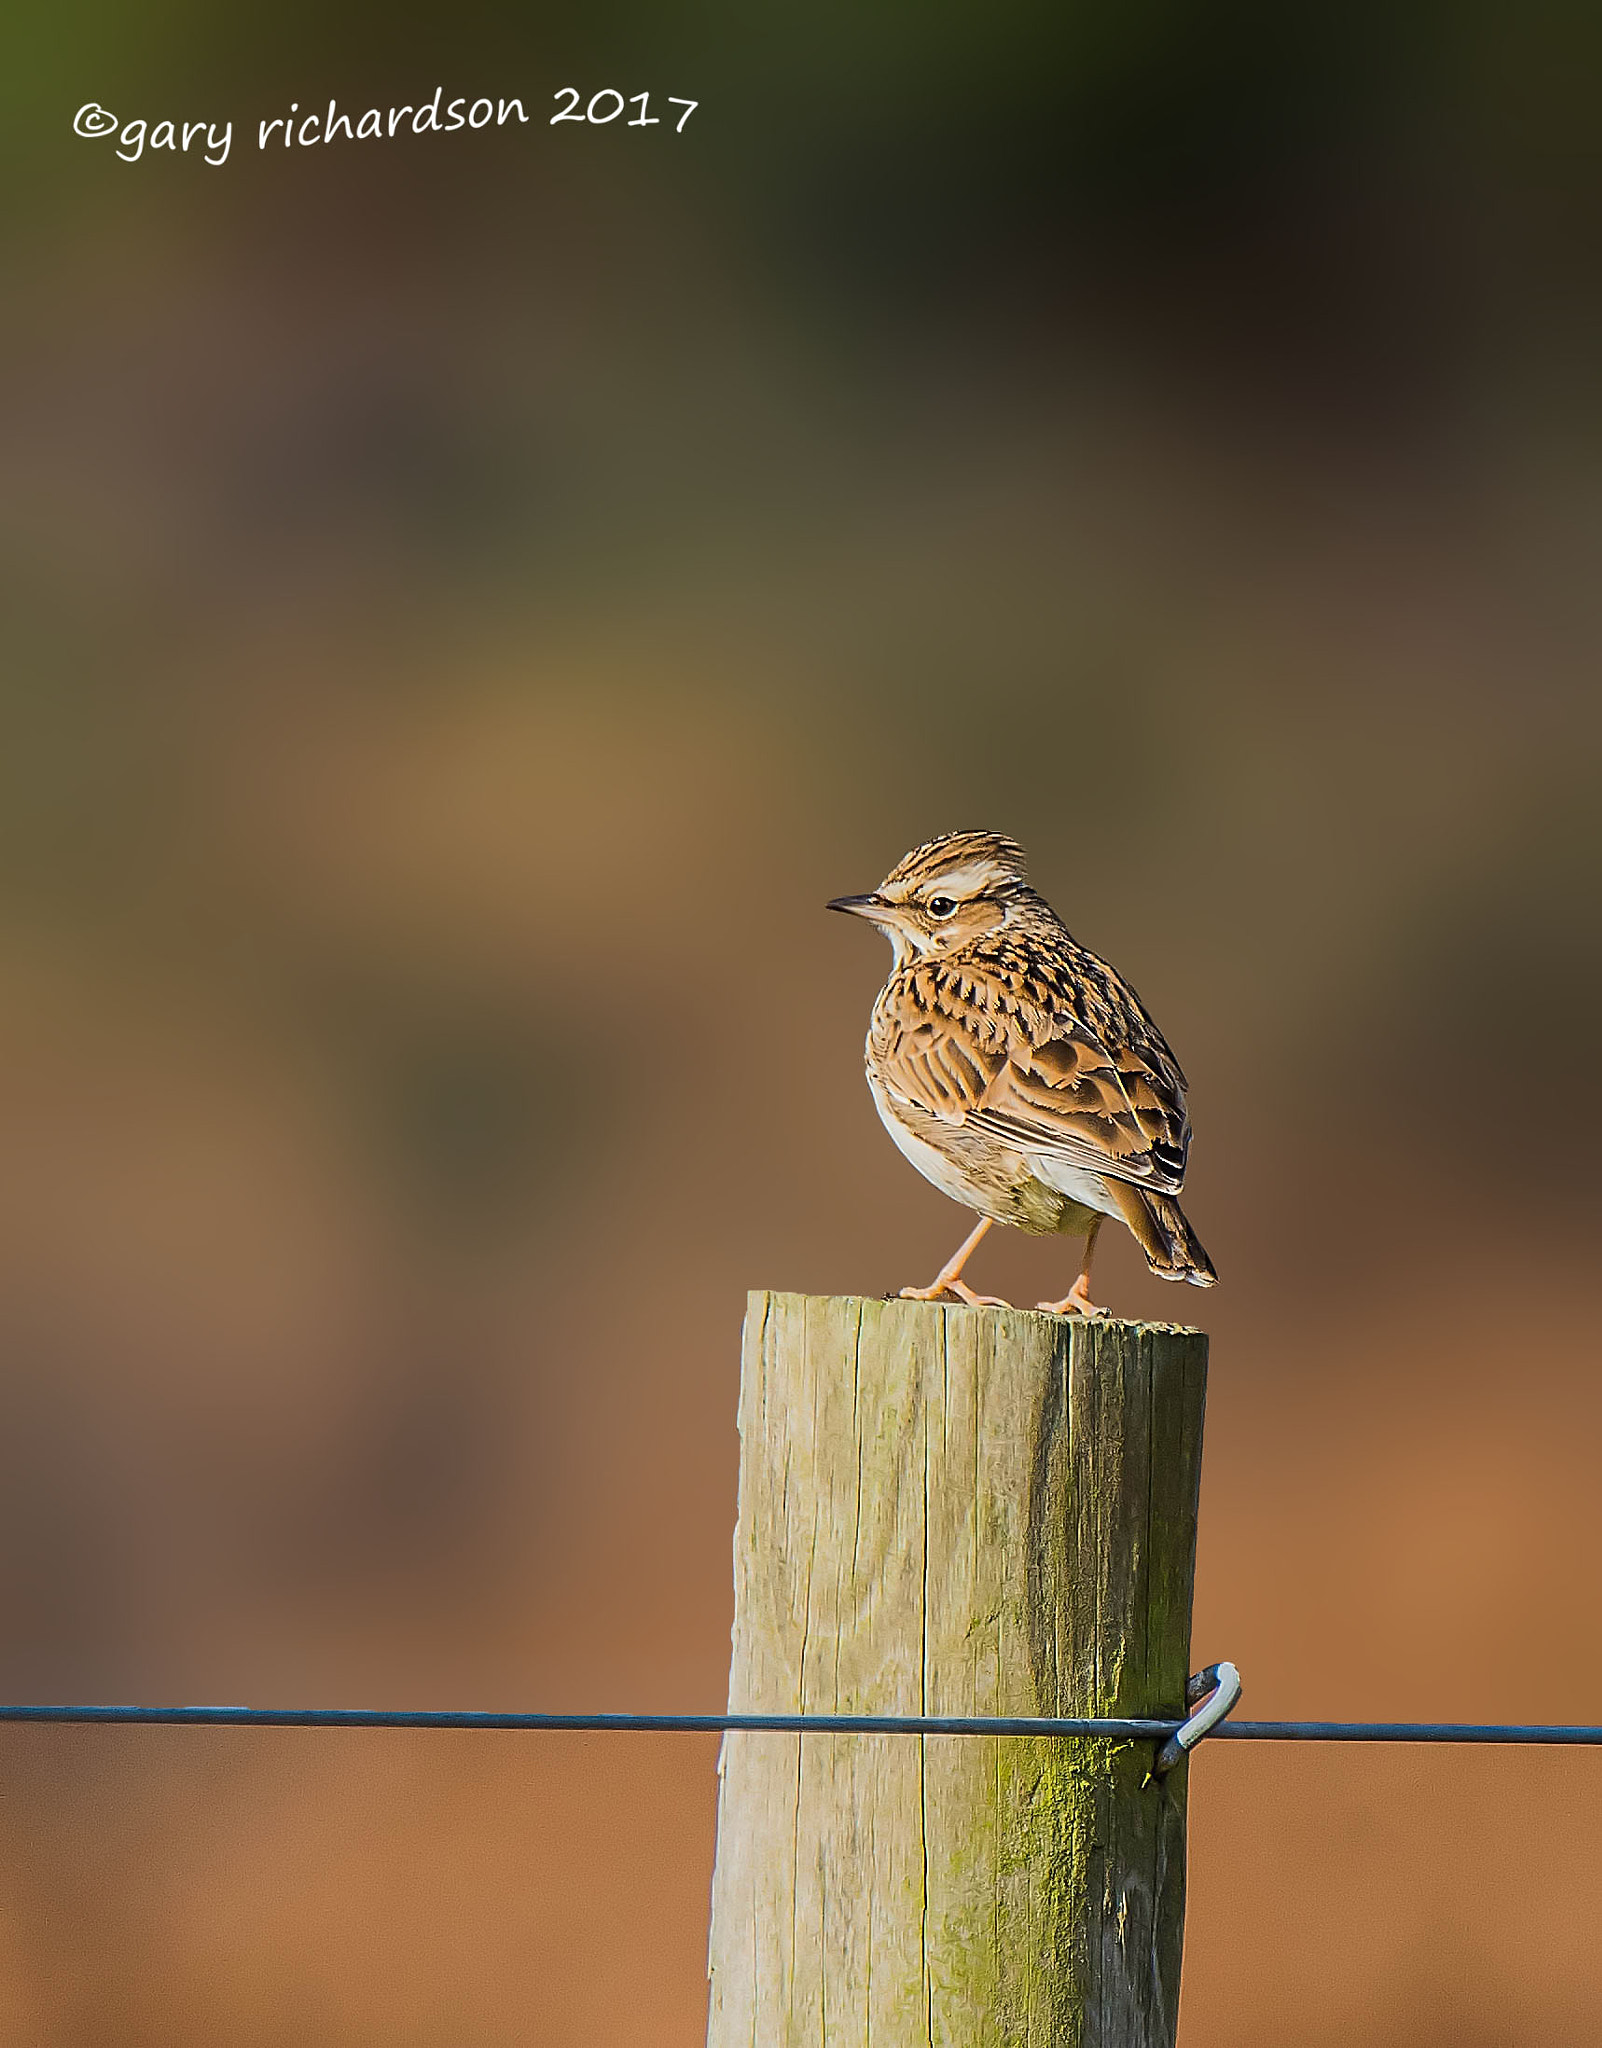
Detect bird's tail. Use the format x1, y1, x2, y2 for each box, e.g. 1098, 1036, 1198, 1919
1108, 1183, 1217, 1288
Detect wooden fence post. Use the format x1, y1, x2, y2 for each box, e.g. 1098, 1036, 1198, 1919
705, 1291, 1208, 2048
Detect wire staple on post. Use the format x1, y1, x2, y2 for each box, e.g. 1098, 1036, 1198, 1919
1153, 1661, 1242, 1774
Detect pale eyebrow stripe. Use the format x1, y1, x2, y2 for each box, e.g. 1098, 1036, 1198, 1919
921, 862, 1005, 896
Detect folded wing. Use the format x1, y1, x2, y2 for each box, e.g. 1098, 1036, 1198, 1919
870, 985, 1192, 1193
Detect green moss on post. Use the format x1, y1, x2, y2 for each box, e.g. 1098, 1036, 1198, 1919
705, 1292, 1208, 2048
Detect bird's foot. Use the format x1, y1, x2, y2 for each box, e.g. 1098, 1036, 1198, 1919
899, 1279, 1014, 1308
1035, 1276, 1107, 1318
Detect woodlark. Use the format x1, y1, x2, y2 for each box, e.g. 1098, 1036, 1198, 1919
829, 831, 1216, 1315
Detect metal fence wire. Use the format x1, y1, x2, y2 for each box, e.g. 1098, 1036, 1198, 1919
8, 1664, 1602, 1764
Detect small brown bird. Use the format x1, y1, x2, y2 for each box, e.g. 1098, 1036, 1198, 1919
829, 831, 1215, 1315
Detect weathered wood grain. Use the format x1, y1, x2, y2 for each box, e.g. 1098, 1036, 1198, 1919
705, 1292, 1208, 2048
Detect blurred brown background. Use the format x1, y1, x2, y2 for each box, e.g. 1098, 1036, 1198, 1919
3, 1, 1601, 2041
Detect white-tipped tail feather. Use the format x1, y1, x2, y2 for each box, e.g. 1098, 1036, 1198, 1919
1108, 1182, 1217, 1287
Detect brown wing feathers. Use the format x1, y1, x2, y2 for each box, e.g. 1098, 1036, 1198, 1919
872, 938, 1192, 1194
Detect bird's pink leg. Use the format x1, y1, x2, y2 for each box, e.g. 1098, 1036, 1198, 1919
1037, 1216, 1106, 1317
900, 1215, 1011, 1307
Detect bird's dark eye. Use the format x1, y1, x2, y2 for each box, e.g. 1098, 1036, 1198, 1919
927, 895, 957, 918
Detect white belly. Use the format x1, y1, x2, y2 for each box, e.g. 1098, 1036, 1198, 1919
868, 1075, 985, 1210
1025, 1152, 1121, 1219
867, 1068, 1124, 1226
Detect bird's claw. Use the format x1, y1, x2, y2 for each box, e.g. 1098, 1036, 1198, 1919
1035, 1283, 1107, 1317
899, 1281, 1014, 1309
947, 1281, 1014, 1308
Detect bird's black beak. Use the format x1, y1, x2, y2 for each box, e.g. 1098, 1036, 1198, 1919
826, 893, 887, 918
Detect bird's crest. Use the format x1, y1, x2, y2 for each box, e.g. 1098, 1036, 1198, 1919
880, 831, 1030, 898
